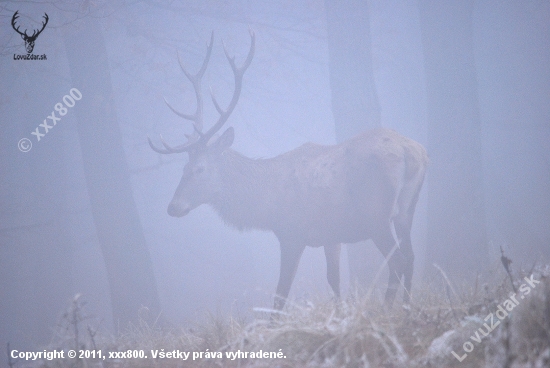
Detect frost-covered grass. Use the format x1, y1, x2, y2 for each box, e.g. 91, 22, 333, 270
36, 263, 550, 368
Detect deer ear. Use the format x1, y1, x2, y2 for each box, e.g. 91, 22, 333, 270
212, 127, 234, 154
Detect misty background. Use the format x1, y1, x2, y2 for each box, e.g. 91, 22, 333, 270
1, 0, 548, 358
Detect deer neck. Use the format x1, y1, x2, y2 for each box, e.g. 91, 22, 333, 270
210, 149, 277, 231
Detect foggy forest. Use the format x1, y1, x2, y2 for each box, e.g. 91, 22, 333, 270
1, 0, 549, 367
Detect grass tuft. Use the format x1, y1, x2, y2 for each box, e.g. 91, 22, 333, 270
32, 263, 550, 367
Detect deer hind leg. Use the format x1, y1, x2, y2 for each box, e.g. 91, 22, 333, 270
372, 221, 405, 307
324, 243, 341, 298
394, 172, 424, 304
274, 242, 305, 311
393, 216, 413, 304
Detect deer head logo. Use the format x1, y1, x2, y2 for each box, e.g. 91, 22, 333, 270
11, 11, 49, 54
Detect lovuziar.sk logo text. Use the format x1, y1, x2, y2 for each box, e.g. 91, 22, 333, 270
11, 10, 48, 60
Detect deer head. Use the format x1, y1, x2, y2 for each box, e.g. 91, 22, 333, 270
11, 11, 49, 54
149, 31, 255, 217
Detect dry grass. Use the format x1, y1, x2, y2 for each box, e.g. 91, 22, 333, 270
34, 263, 550, 368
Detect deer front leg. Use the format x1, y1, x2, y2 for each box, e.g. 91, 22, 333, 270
324, 243, 341, 298
274, 242, 305, 310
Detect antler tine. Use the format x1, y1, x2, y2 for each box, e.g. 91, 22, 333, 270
11, 11, 18, 26
148, 134, 196, 154
148, 136, 172, 154
201, 29, 255, 145
163, 97, 195, 122
11, 11, 24, 36
33, 13, 48, 37
195, 31, 214, 80
223, 28, 255, 76
148, 135, 181, 154
169, 31, 214, 137
178, 32, 214, 82
210, 86, 224, 115
160, 134, 183, 151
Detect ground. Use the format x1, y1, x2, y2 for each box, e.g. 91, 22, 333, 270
28, 262, 550, 368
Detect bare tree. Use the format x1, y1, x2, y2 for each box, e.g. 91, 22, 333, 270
324, 0, 382, 289
62, 14, 160, 329
418, 0, 488, 277
0, 49, 73, 351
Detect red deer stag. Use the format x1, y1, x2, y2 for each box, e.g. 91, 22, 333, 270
149, 31, 428, 310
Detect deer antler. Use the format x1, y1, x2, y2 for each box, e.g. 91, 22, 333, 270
11, 11, 25, 37
149, 30, 255, 155
30, 13, 49, 40
11, 11, 48, 40
200, 28, 255, 146
165, 32, 214, 137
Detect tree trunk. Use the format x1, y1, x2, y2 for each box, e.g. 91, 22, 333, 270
324, 0, 381, 289
324, 0, 380, 141
62, 16, 160, 329
418, 0, 488, 278
0, 52, 73, 350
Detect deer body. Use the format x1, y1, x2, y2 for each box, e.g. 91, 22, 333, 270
150, 31, 427, 310
208, 130, 423, 245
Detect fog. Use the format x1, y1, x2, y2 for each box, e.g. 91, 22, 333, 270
1, 0, 548, 359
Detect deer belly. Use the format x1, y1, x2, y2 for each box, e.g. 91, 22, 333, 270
301, 213, 372, 247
